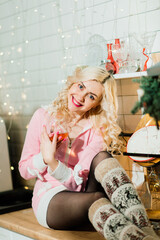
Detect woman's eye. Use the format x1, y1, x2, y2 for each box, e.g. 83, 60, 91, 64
78, 84, 83, 89
89, 95, 95, 100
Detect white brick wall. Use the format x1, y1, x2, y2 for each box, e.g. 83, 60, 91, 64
0, 0, 159, 187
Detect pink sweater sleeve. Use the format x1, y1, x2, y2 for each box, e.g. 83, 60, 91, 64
19, 108, 47, 180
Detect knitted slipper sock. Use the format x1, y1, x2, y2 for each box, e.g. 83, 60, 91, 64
94, 158, 159, 239
89, 198, 156, 240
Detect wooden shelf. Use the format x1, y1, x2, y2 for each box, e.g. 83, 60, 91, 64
114, 71, 147, 79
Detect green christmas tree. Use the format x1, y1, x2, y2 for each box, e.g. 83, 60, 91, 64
131, 75, 160, 129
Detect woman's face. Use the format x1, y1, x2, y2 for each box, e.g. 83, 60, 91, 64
68, 80, 103, 116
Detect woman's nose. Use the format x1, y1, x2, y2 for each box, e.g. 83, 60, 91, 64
78, 92, 86, 102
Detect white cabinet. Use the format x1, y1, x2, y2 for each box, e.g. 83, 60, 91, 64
0, 227, 34, 240
0, 227, 11, 240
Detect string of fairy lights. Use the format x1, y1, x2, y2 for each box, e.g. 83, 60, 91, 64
0, 0, 106, 118
0, 0, 154, 136
0, 0, 99, 140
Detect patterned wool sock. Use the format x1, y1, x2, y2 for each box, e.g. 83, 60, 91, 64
89, 198, 156, 240
94, 158, 159, 239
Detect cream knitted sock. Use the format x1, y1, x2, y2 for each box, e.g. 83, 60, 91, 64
89, 198, 156, 240
94, 158, 159, 239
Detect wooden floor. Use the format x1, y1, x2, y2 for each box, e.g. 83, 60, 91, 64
0, 208, 105, 240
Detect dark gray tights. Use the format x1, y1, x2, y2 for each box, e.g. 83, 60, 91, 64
46, 151, 111, 230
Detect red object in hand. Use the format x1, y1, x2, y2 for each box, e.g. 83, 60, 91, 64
49, 132, 68, 144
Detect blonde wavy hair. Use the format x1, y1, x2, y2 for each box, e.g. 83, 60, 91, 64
48, 66, 122, 153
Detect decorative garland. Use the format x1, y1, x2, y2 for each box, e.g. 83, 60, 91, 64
131, 75, 160, 129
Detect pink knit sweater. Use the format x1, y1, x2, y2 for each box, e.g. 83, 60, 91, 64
19, 108, 104, 214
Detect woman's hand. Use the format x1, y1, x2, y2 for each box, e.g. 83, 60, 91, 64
40, 125, 59, 171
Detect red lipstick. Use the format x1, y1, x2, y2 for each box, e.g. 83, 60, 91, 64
72, 96, 83, 107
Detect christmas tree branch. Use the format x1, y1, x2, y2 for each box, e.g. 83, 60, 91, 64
131, 75, 160, 129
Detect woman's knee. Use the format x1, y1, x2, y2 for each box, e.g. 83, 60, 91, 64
94, 151, 112, 161
91, 151, 112, 170
92, 191, 106, 202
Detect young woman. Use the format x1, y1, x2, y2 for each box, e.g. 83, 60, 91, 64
19, 66, 158, 240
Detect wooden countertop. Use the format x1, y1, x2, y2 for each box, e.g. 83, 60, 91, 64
0, 208, 105, 240
0, 208, 159, 240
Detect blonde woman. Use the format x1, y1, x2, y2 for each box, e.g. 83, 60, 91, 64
19, 66, 158, 239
